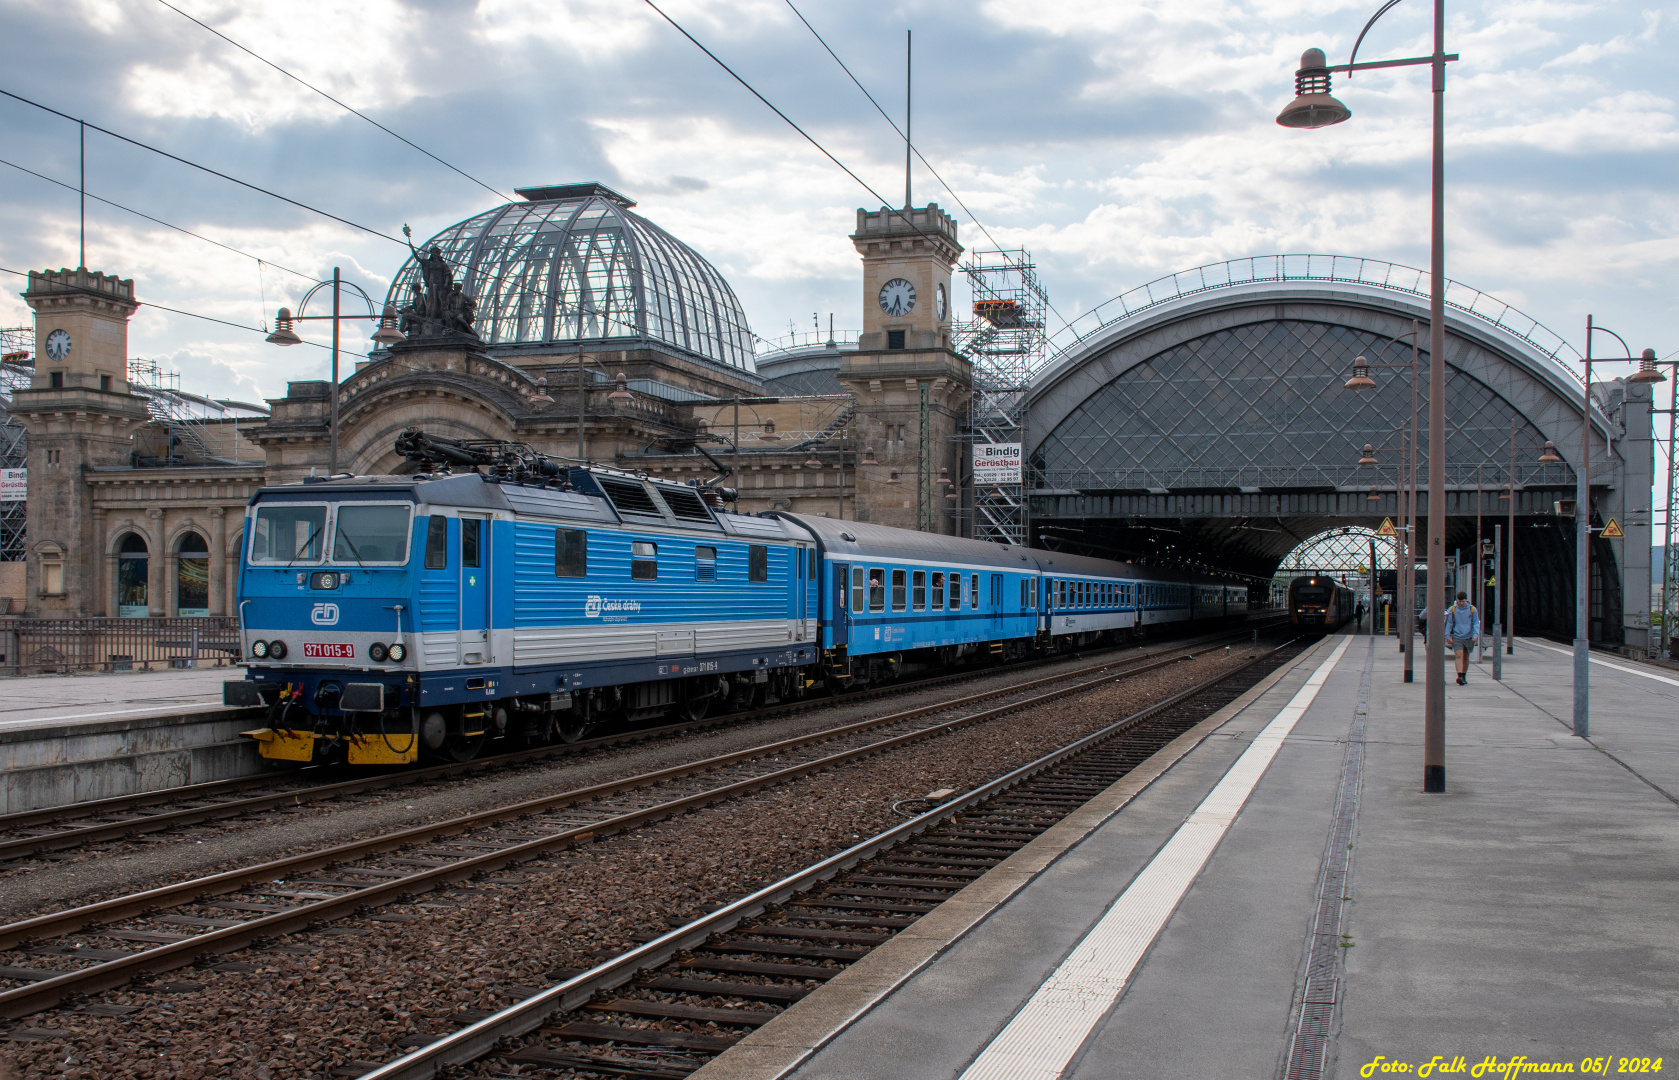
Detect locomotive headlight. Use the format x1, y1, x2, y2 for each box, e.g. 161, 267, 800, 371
267, 640, 288, 660
387, 642, 407, 662
250, 640, 269, 659
369, 642, 389, 663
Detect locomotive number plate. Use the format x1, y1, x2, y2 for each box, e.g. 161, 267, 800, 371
303, 643, 356, 658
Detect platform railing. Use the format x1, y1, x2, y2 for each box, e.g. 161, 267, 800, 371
0, 616, 240, 677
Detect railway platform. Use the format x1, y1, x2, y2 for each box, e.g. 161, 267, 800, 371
697, 633, 1679, 1080
0, 667, 262, 813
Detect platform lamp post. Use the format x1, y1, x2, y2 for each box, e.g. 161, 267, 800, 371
1493, 424, 1564, 658
266, 267, 404, 475
1280, 1, 1460, 792
1357, 437, 1415, 680
1572, 322, 1658, 737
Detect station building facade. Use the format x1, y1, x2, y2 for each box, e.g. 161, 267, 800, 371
6, 184, 970, 619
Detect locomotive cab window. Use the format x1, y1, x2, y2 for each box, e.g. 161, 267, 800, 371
332, 504, 411, 564
891, 569, 907, 611
425, 515, 448, 569
251, 504, 325, 564
631, 541, 658, 580
555, 529, 588, 577
461, 519, 482, 569
869, 569, 885, 612
695, 546, 717, 582
749, 545, 768, 583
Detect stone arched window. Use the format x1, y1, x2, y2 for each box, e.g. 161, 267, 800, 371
176, 532, 210, 617
117, 533, 149, 617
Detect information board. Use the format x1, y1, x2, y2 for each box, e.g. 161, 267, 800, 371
972, 443, 1022, 485
0, 468, 24, 502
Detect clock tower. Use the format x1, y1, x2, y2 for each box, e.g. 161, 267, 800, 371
843, 205, 971, 533
13, 268, 150, 615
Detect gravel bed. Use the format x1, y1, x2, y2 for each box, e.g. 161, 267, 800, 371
0, 642, 1179, 922
0, 645, 1264, 1079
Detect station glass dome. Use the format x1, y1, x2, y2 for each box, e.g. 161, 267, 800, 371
387, 183, 756, 372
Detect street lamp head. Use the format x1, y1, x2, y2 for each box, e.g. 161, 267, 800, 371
937, 466, 953, 489
886, 469, 902, 485
1344, 355, 1377, 390
1367, 486, 1381, 502
861, 446, 879, 465
760, 418, 780, 441
370, 303, 406, 347
1276, 48, 1351, 129
1628, 347, 1666, 385
265, 307, 302, 347
1539, 440, 1562, 463
804, 453, 823, 469
1358, 443, 1379, 465
530, 375, 554, 406
608, 372, 633, 402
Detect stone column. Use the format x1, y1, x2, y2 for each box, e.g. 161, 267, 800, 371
92, 508, 109, 617
146, 509, 165, 617
209, 507, 227, 616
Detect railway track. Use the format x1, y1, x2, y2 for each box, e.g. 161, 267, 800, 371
357, 638, 1314, 1080
0, 620, 1285, 863
0, 631, 1282, 1018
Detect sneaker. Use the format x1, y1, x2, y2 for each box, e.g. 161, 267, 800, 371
1456, 673, 1466, 685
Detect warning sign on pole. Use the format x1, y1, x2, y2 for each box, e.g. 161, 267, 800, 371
1601, 518, 1624, 538
1376, 517, 1396, 536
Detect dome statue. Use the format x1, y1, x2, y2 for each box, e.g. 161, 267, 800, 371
386, 183, 755, 373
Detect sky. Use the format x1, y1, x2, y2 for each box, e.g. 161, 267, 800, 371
0, 0, 1673, 415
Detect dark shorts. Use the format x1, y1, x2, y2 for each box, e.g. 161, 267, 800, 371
1448, 636, 1477, 652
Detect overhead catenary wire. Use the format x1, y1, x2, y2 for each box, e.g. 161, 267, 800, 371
151, 0, 513, 205
0, 156, 317, 283
0, 87, 407, 246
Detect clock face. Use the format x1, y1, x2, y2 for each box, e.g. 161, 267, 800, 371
44, 329, 71, 362
935, 283, 947, 321
878, 278, 916, 318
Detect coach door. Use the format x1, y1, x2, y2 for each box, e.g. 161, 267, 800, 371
831, 562, 850, 648
459, 515, 491, 664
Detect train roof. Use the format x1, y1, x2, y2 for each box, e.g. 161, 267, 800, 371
775, 514, 1036, 571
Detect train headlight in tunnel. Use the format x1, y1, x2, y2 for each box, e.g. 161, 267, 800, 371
387, 642, 407, 662
369, 642, 389, 663
250, 640, 269, 659
267, 640, 288, 660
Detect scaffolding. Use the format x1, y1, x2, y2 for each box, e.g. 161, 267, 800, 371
954, 250, 1047, 545
126, 357, 263, 465
1, 328, 31, 562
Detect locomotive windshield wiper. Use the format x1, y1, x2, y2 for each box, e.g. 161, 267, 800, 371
335, 529, 369, 569
285, 523, 324, 568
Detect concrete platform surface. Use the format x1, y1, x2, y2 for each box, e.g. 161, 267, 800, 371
704, 634, 1678, 1080
0, 666, 236, 734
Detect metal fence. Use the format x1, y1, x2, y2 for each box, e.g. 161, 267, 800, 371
0, 617, 240, 677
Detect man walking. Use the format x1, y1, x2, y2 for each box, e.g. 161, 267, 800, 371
1445, 590, 1481, 685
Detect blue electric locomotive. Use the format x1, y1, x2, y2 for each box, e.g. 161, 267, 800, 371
228, 443, 1253, 766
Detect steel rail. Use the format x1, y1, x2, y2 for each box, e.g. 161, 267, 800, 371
0, 638, 1251, 1015
0, 621, 1280, 856
358, 640, 1308, 1080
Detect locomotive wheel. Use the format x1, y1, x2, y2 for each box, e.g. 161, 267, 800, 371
556, 716, 591, 743
678, 695, 710, 723
445, 728, 486, 762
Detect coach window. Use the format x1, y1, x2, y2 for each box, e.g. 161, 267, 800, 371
869, 569, 886, 612
930, 572, 944, 609
461, 519, 482, 569
694, 545, 716, 582
748, 544, 768, 582
631, 541, 658, 580
911, 570, 926, 610
949, 573, 961, 609
891, 569, 907, 611
425, 516, 448, 569
852, 567, 866, 611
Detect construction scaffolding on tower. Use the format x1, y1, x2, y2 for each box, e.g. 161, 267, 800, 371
1, 327, 32, 562
954, 250, 1047, 545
